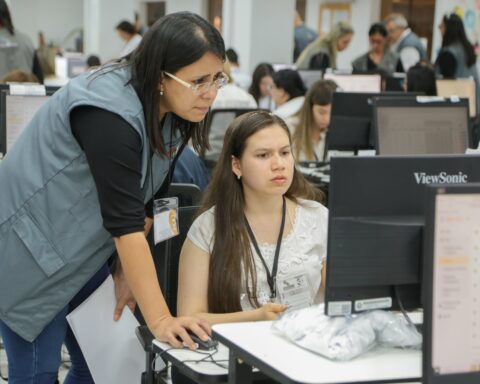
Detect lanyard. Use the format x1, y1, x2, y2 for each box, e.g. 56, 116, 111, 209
245, 196, 286, 299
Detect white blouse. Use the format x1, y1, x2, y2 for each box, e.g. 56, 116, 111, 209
187, 198, 328, 310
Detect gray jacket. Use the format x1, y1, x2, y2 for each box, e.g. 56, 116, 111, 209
351, 50, 400, 74
396, 31, 428, 61
0, 65, 181, 341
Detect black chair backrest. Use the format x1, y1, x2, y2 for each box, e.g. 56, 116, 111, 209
167, 183, 202, 207
153, 205, 199, 316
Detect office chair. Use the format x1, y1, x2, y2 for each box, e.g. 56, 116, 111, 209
167, 183, 202, 207
202, 107, 260, 168
138, 205, 200, 384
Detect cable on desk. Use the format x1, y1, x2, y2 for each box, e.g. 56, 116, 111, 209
394, 285, 416, 329
180, 347, 229, 370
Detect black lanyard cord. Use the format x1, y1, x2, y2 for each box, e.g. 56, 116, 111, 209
245, 196, 286, 299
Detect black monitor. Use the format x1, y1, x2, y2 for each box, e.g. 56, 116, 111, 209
0, 84, 59, 156
373, 97, 470, 155
328, 92, 422, 152
324, 155, 480, 317
423, 183, 480, 384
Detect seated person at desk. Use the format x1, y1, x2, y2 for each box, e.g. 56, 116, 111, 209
290, 79, 337, 162
406, 61, 437, 95
351, 22, 402, 75
272, 69, 307, 119
249, 62, 275, 110
175, 111, 327, 382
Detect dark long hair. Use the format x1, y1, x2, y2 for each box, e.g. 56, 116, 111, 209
272, 69, 307, 100
442, 13, 476, 67
0, 1, 14, 35
248, 63, 274, 103
200, 111, 323, 313
129, 12, 225, 155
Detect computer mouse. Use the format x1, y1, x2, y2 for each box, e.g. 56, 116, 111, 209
186, 331, 218, 351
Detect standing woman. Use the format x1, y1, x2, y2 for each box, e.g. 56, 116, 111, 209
249, 62, 275, 110
436, 14, 479, 106
0, 12, 226, 383
0, 0, 43, 82
295, 21, 354, 70
351, 23, 401, 75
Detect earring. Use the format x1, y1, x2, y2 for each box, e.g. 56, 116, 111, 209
160, 89, 164, 96
237, 174, 241, 180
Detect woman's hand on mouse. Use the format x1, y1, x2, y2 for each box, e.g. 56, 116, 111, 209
151, 315, 211, 350
256, 303, 288, 321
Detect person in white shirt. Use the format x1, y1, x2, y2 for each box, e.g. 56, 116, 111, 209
291, 79, 337, 162
272, 69, 307, 119
385, 14, 428, 71
177, 110, 327, 327
116, 20, 143, 57
204, 61, 258, 161
226, 48, 251, 90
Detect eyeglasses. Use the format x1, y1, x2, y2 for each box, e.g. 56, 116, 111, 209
163, 71, 229, 95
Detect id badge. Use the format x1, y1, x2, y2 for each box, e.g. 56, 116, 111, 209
153, 197, 179, 245
276, 271, 312, 312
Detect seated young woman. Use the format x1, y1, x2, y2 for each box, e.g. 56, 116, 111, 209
177, 110, 328, 325
290, 79, 337, 162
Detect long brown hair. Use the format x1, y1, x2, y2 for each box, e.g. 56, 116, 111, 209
200, 111, 322, 313
292, 79, 337, 160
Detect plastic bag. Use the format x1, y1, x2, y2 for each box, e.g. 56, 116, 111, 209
272, 304, 422, 361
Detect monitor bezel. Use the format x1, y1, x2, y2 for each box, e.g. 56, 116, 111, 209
423, 183, 480, 384
372, 97, 471, 155
0, 84, 59, 156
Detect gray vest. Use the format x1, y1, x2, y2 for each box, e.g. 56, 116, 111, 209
396, 31, 428, 61
0, 65, 182, 341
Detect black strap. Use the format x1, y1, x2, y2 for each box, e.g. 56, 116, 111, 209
245, 196, 286, 299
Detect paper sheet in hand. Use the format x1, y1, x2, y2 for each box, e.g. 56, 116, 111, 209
66, 275, 152, 383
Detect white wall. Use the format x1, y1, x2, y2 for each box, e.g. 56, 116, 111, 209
165, 0, 208, 16
84, 0, 138, 61
9, 0, 83, 49
305, 0, 381, 70
223, 0, 295, 75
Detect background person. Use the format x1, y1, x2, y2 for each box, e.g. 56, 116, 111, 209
295, 21, 353, 70
385, 13, 427, 71
352, 22, 401, 75
116, 20, 142, 57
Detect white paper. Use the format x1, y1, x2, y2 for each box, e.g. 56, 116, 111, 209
67, 275, 157, 383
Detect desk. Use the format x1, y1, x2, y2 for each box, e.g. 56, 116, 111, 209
212, 321, 422, 384
152, 339, 228, 383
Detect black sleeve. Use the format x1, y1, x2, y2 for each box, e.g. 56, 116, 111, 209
70, 106, 146, 237
32, 52, 44, 84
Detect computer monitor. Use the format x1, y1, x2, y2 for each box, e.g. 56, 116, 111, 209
423, 183, 480, 384
436, 78, 477, 118
0, 85, 59, 155
328, 92, 422, 152
325, 155, 480, 317
323, 73, 382, 93
373, 97, 470, 155
298, 70, 322, 88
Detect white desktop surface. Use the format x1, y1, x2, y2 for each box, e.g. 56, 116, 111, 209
152, 338, 229, 376
213, 321, 422, 384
